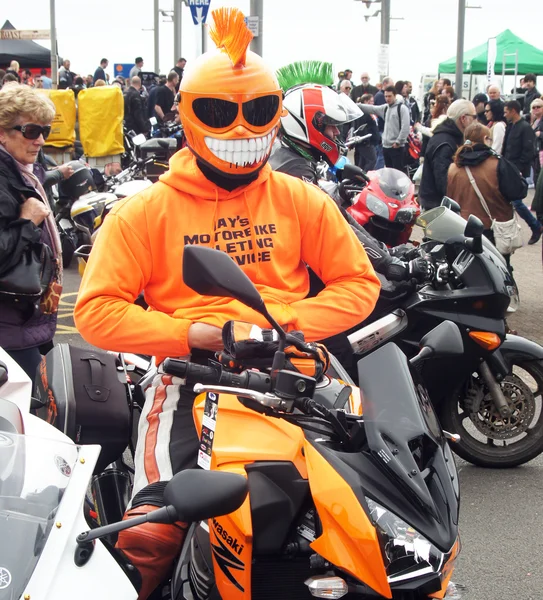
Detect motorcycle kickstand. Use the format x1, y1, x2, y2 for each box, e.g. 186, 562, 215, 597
479, 360, 512, 418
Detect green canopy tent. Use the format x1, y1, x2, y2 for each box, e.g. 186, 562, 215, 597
438, 29, 543, 75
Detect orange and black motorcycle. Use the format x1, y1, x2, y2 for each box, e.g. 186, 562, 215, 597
65, 245, 462, 600
163, 246, 461, 600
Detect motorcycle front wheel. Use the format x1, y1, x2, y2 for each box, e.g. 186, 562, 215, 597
440, 357, 543, 468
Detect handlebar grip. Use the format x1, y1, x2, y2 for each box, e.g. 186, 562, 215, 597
163, 359, 221, 384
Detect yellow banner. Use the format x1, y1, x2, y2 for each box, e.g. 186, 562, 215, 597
78, 87, 124, 157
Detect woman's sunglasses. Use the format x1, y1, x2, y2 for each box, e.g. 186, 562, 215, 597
192, 95, 280, 129
11, 124, 52, 140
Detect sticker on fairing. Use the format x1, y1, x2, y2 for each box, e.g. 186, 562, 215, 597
198, 392, 218, 470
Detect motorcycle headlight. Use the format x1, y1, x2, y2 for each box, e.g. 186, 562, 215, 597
395, 207, 418, 224
365, 497, 455, 583
506, 285, 520, 313
366, 194, 390, 219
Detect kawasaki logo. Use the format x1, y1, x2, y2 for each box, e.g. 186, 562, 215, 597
211, 519, 245, 592
212, 519, 244, 555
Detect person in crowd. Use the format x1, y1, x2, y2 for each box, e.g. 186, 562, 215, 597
351, 71, 377, 101
343, 69, 353, 83
124, 76, 149, 135
112, 75, 126, 91
147, 75, 166, 118
339, 79, 352, 96
374, 76, 393, 106
130, 57, 144, 80
472, 93, 488, 125
72, 76, 86, 97
484, 99, 506, 154
2, 73, 19, 86
419, 98, 476, 209
438, 78, 451, 90
93, 58, 109, 85
523, 74, 540, 117
58, 59, 74, 88
154, 71, 178, 122
40, 68, 52, 89
448, 122, 519, 265
404, 81, 420, 124
85, 74, 94, 88
530, 98, 543, 185
0, 84, 63, 386
0, 70, 5, 87
442, 85, 455, 102
416, 95, 450, 138
423, 80, 440, 123
503, 100, 541, 244
336, 70, 345, 89
487, 84, 502, 101
74, 10, 380, 597
6, 60, 21, 82
94, 79, 106, 87
353, 93, 380, 171
172, 57, 186, 81
373, 76, 394, 168
394, 80, 407, 99
512, 77, 526, 112
358, 85, 410, 172
21, 69, 33, 87
34, 76, 43, 89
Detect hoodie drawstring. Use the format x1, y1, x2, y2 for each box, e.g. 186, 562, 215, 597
210, 187, 219, 249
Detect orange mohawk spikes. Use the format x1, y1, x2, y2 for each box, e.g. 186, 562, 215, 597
208, 7, 254, 68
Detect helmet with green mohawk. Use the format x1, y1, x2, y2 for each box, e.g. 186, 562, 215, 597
276, 60, 362, 166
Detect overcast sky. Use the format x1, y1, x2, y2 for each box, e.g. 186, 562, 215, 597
4, 0, 541, 94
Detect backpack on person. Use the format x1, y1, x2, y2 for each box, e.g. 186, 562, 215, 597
497, 155, 528, 202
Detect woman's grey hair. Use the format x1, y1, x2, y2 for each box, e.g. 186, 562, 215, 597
0, 83, 56, 130
447, 99, 474, 122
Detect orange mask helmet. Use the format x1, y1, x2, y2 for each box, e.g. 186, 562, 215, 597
180, 8, 283, 178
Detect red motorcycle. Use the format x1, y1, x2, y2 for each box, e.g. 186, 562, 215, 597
344, 166, 420, 247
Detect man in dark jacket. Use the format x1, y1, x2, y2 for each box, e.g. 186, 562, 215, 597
93, 58, 108, 84
523, 74, 540, 116
503, 100, 541, 243
351, 72, 378, 102
419, 99, 476, 210
124, 76, 149, 135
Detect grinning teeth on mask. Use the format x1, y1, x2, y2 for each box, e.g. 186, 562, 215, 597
204, 133, 274, 167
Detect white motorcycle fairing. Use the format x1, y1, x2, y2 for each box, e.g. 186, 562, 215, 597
0, 349, 137, 600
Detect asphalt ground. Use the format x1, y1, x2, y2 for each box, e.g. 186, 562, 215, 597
55, 194, 543, 600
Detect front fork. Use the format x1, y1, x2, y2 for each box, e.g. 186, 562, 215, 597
478, 360, 512, 419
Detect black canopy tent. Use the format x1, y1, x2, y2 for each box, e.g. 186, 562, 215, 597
0, 20, 56, 69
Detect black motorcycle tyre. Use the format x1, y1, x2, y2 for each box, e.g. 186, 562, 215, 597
440, 356, 543, 468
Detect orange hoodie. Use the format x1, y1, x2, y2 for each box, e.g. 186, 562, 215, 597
74, 149, 380, 360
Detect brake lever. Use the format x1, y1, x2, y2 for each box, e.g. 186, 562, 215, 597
192, 383, 289, 410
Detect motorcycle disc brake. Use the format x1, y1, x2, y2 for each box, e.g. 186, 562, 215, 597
468, 374, 535, 440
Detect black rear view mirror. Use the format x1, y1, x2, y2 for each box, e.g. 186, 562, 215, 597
341, 163, 370, 184
441, 196, 461, 214
183, 245, 264, 312
411, 321, 464, 365
164, 470, 248, 523
464, 214, 484, 253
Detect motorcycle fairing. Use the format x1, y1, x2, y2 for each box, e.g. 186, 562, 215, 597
303, 440, 392, 598
357, 343, 459, 551
193, 391, 308, 599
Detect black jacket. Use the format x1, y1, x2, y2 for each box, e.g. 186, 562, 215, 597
419, 118, 463, 210
351, 83, 378, 102
524, 87, 540, 115
124, 86, 149, 135
0, 150, 43, 276
502, 118, 535, 177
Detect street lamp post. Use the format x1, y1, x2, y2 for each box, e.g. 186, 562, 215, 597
49, 0, 58, 89
455, 0, 465, 98
174, 0, 183, 66
154, 0, 160, 74
250, 0, 263, 56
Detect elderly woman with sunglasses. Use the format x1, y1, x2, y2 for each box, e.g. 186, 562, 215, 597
0, 83, 63, 385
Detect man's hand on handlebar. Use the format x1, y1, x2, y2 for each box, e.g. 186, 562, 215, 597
188, 323, 223, 352
408, 257, 436, 283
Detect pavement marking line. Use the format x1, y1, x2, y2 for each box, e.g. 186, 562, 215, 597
55, 324, 81, 334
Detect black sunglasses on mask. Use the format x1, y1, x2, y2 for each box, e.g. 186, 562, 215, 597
11, 124, 52, 140
192, 95, 280, 129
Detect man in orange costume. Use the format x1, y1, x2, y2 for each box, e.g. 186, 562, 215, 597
75, 8, 380, 599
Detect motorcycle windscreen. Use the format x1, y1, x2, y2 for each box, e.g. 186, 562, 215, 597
376, 167, 412, 201
357, 343, 459, 552
417, 206, 505, 264
0, 432, 77, 600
